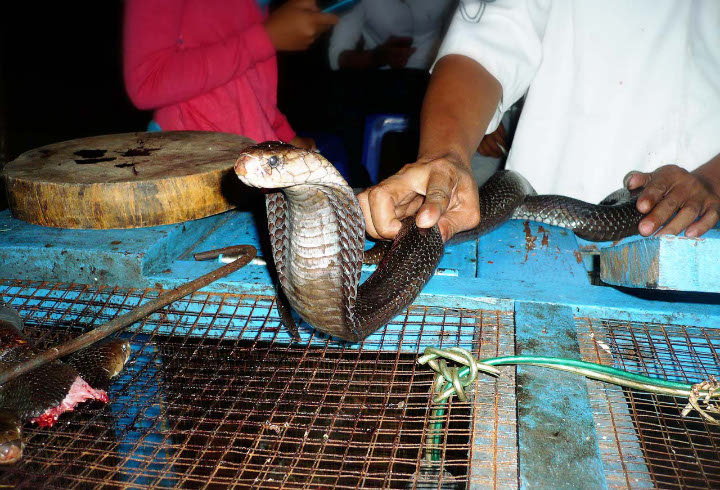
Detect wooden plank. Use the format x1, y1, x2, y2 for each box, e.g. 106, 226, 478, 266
1, 209, 718, 329
600, 229, 720, 292
3, 131, 255, 229
0, 209, 226, 287
514, 302, 607, 490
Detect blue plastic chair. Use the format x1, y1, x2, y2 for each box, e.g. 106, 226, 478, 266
361, 113, 410, 184
147, 120, 162, 132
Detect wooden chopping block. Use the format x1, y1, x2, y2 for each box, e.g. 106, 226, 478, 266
3, 131, 255, 229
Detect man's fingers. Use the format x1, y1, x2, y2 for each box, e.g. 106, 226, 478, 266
357, 189, 423, 238
638, 191, 683, 236
437, 211, 470, 243
483, 137, 501, 158
356, 190, 379, 239
437, 215, 458, 243
478, 137, 502, 158
477, 140, 490, 157
403, 194, 425, 218
490, 133, 507, 156
636, 176, 673, 214
364, 185, 404, 239
686, 205, 720, 238
656, 203, 701, 236
417, 171, 454, 229
623, 170, 650, 190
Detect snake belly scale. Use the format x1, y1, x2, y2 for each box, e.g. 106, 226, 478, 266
236, 142, 643, 342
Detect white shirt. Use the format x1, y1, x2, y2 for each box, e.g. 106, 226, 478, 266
329, 0, 456, 71
437, 0, 720, 202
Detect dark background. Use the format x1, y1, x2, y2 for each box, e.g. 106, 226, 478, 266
0, 1, 338, 165
0, 0, 426, 204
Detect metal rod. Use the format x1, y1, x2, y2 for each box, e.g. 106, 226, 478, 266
0, 245, 257, 386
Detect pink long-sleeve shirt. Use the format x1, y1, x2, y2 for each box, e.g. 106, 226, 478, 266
123, 0, 295, 143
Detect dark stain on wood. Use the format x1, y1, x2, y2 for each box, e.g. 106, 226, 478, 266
121, 147, 161, 157
74, 157, 117, 164
73, 149, 107, 158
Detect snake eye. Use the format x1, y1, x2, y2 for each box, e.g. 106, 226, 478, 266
267, 155, 280, 168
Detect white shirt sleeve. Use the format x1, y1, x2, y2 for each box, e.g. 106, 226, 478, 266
435, 0, 551, 133
328, 4, 366, 71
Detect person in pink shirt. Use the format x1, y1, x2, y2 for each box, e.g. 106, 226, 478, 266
123, 0, 338, 150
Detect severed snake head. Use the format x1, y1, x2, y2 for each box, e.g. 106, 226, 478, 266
235, 141, 348, 190
0, 409, 23, 464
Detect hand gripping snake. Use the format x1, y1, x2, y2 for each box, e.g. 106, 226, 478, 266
235, 142, 644, 343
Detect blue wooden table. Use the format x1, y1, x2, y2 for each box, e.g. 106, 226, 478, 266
0, 208, 718, 488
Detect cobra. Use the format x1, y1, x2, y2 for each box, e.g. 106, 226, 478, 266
235, 142, 643, 342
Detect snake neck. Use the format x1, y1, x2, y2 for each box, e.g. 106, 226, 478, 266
277, 184, 365, 339
281, 184, 359, 259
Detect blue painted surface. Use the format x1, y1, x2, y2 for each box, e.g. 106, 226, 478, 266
0, 210, 225, 287
515, 303, 607, 490
1, 208, 719, 486
600, 229, 720, 293
1, 210, 719, 331
111, 334, 175, 486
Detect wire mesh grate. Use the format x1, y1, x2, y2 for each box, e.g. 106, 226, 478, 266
0, 279, 515, 489
577, 317, 720, 489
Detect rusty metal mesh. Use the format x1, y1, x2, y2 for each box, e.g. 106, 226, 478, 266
577, 317, 720, 489
0, 279, 516, 489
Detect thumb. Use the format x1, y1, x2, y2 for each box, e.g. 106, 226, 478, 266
416, 171, 453, 229
623, 170, 650, 190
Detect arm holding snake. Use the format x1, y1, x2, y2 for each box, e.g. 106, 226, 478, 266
359, 55, 720, 241
358, 54, 500, 242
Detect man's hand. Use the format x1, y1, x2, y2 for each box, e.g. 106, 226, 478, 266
625, 163, 720, 238
373, 36, 416, 69
265, 0, 338, 52
357, 153, 480, 242
476, 123, 508, 158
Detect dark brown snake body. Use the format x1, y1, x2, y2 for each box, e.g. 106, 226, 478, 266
0, 304, 130, 463
236, 142, 644, 342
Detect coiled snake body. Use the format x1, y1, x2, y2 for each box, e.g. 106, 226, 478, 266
236, 142, 643, 342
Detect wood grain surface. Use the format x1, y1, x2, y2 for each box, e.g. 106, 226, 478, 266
4, 131, 256, 229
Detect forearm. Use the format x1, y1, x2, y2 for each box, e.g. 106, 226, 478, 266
417, 55, 502, 167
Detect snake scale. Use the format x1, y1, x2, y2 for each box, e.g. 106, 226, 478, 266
0, 304, 130, 464
236, 142, 644, 342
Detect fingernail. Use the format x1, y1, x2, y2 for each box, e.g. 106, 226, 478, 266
638, 200, 650, 213
639, 221, 653, 235
416, 211, 429, 228
685, 229, 697, 238
623, 172, 637, 188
